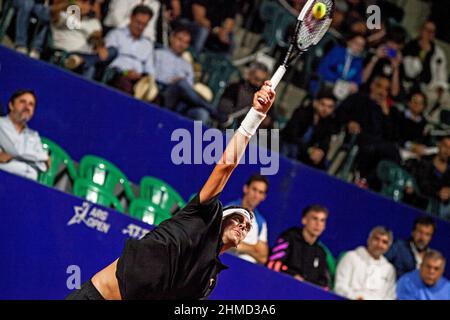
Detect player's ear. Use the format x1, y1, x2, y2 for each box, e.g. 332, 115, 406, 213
243, 184, 248, 195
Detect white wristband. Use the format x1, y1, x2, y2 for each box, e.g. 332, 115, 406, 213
238, 107, 267, 138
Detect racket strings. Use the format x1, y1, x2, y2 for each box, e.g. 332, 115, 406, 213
297, 0, 334, 50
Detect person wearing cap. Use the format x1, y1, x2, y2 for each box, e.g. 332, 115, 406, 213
65, 81, 276, 300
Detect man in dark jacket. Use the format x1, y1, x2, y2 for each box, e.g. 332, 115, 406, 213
385, 216, 436, 279
281, 89, 337, 170
267, 205, 330, 288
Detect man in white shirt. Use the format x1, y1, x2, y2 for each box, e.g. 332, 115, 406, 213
334, 226, 397, 300
105, 5, 155, 95
103, 0, 161, 43
0, 90, 49, 181
51, 0, 116, 79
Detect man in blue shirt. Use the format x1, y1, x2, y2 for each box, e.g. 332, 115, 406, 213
385, 216, 436, 279
397, 250, 450, 300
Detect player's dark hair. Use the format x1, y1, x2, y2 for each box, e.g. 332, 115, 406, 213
131, 5, 153, 18
302, 205, 329, 218
245, 174, 269, 193
316, 88, 337, 103
8, 89, 37, 113
413, 216, 436, 232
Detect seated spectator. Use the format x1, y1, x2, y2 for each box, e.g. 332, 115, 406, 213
403, 137, 450, 218
397, 91, 430, 152
334, 226, 397, 300
154, 26, 226, 123
403, 21, 448, 106
312, 33, 366, 100
281, 89, 337, 170
104, 5, 155, 95
217, 61, 271, 128
385, 216, 436, 279
51, 0, 116, 79
103, 0, 161, 42
337, 75, 401, 189
363, 27, 407, 98
226, 174, 270, 265
0, 90, 49, 180
397, 250, 450, 300
12, 0, 51, 59
267, 205, 330, 288
176, 0, 238, 55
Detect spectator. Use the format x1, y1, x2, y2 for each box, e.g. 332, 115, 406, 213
363, 27, 407, 98
281, 89, 337, 170
217, 61, 271, 128
403, 137, 450, 219
177, 0, 238, 55
154, 26, 227, 123
313, 33, 366, 100
105, 5, 155, 95
385, 217, 436, 279
396, 91, 430, 159
403, 21, 448, 103
51, 0, 116, 79
334, 226, 397, 300
226, 174, 270, 264
267, 205, 330, 288
0, 90, 49, 181
397, 250, 450, 300
337, 75, 401, 189
103, 0, 161, 42
12, 0, 51, 59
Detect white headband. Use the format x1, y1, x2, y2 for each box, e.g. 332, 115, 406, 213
222, 207, 254, 227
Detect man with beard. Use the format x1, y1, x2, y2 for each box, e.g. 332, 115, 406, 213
385, 216, 436, 279
0, 90, 49, 180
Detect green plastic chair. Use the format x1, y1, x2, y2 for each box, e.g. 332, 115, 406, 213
129, 198, 172, 226
78, 155, 136, 202
0, 0, 14, 42
257, 0, 296, 53
318, 241, 337, 288
198, 52, 241, 107
73, 178, 125, 213
39, 137, 77, 187
140, 176, 185, 214
377, 160, 414, 202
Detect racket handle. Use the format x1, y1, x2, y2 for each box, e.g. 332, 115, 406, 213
257, 65, 287, 104
270, 66, 287, 90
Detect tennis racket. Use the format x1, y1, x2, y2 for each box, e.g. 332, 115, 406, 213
260, 0, 334, 100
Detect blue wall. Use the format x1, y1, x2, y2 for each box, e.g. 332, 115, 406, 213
0, 45, 449, 280
0, 170, 343, 300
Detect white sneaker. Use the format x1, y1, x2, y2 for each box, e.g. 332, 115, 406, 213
29, 49, 41, 59
15, 46, 28, 55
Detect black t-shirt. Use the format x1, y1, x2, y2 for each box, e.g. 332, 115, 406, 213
267, 227, 329, 288
116, 193, 227, 300
191, 0, 238, 28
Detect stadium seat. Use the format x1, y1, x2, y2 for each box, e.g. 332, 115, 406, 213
78, 155, 136, 202
198, 51, 241, 107
139, 176, 185, 215
73, 178, 125, 213
376, 160, 414, 202
318, 241, 337, 288
39, 137, 77, 187
0, 0, 14, 42
129, 198, 172, 226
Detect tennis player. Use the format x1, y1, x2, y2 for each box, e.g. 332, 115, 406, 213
66, 81, 276, 300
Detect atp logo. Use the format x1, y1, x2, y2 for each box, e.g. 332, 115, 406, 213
68, 202, 111, 234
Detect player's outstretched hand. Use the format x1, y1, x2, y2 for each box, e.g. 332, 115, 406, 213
253, 81, 276, 115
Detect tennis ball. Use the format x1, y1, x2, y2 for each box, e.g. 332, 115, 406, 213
312, 2, 327, 20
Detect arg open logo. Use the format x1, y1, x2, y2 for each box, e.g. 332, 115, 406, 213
68, 202, 111, 234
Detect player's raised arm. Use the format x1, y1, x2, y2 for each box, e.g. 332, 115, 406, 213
199, 81, 276, 203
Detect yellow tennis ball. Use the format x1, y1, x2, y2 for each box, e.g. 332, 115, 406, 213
312, 2, 327, 20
